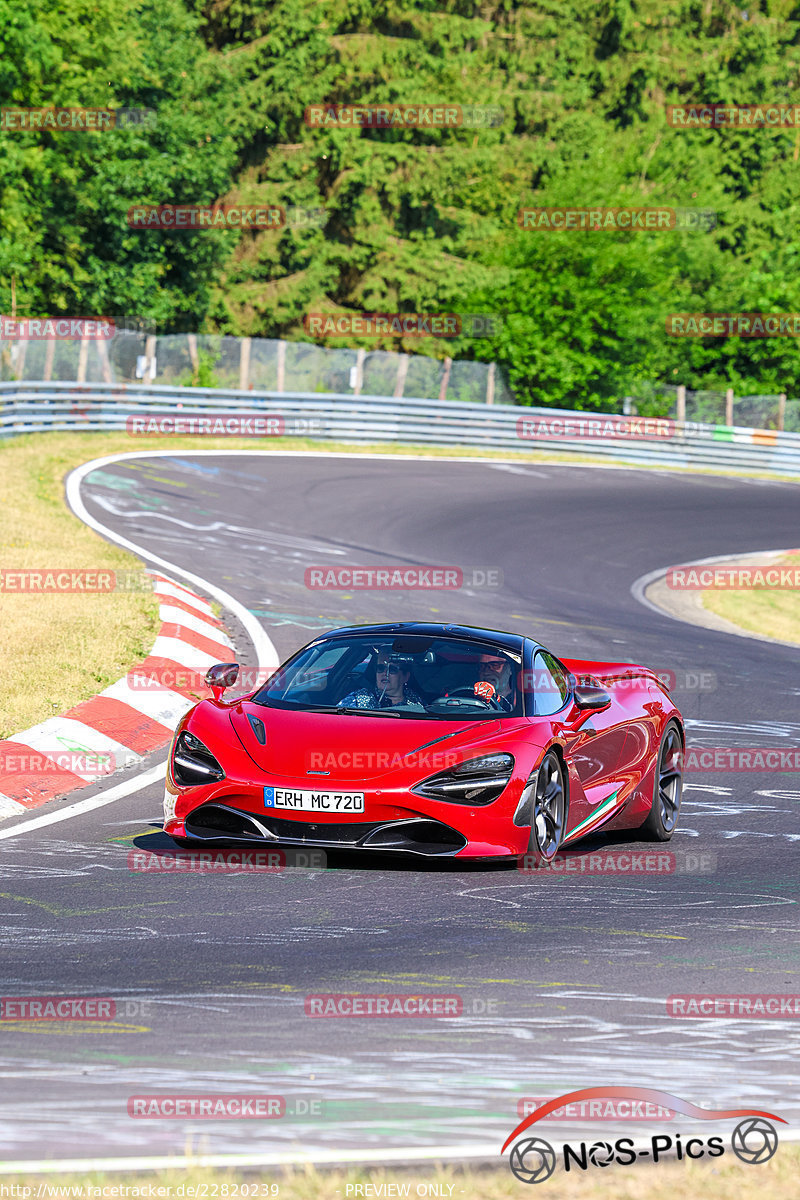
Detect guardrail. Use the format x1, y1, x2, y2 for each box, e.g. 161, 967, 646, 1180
2, 380, 799, 476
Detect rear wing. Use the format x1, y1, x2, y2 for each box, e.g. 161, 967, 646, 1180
559, 658, 671, 694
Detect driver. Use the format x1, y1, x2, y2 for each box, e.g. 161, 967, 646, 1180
475, 653, 515, 712
339, 652, 423, 709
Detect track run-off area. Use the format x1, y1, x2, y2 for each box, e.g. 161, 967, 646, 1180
1, 450, 799, 1167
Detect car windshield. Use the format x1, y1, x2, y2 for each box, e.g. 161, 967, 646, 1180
251, 633, 524, 719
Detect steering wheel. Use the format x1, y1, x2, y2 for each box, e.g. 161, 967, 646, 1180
442, 685, 505, 711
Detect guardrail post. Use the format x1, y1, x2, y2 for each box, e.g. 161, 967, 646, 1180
239, 337, 251, 390
353, 347, 365, 396
438, 356, 452, 402
778, 392, 786, 431
13, 339, 28, 380
486, 363, 496, 405
77, 335, 89, 383
277, 339, 286, 392
394, 354, 409, 399
145, 335, 157, 382
725, 387, 734, 426
676, 384, 686, 423
97, 338, 113, 384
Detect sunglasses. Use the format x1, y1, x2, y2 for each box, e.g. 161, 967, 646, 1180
376, 662, 402, 673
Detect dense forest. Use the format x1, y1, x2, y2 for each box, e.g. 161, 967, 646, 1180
2, 0, 800, 407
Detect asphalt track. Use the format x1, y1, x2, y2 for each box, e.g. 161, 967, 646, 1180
1, 451, 799, 1165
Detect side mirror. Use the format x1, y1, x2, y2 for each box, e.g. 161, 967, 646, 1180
205, 662, 240, 700
573, 684, 611, 711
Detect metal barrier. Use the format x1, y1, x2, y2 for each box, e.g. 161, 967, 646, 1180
2, 380, 799, 475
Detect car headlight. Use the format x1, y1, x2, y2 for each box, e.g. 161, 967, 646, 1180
411, 753, 514, 805
171, 730, 225, 787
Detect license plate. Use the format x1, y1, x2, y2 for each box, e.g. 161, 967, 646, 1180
264, 786, 365, 813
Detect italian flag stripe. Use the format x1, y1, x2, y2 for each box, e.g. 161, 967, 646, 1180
562, 788, 621, 843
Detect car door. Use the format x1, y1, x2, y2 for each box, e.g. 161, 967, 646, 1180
533, 650, 629, 809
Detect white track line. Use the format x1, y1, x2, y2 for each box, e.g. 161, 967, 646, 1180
0, 452, 279, 840
0, 761, 167, 842
56, 446, 800, 477
631, 546, 799, 626
65, 452, 278, 672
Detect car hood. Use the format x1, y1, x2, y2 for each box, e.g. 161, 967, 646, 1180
228, 702, 511, 782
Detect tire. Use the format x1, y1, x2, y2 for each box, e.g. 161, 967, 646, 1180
526, 750, 568, 866
640, 720, 683, 841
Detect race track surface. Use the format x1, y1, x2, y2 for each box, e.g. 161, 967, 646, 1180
1, 452, 799, 1162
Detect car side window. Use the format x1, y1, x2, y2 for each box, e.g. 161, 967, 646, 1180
533, 650, 570, 715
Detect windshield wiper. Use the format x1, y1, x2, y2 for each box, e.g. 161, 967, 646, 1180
335, 706, 404, 716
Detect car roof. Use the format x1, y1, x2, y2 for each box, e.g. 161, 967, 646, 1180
314, 621, 530, 654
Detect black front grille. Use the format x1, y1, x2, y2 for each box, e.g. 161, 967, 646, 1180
259, 816, 379, 844
183, 805, 467, 856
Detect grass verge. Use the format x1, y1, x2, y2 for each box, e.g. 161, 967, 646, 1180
1, 428, 797, 737
4, 1148, 799, 1200
700, 550, 800, 646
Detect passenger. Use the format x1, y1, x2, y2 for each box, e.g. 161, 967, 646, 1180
340, 654, 423, 709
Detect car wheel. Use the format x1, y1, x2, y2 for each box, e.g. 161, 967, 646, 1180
641, 720, 683, 841
527, 750, 567, 865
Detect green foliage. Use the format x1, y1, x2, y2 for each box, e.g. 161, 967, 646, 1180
0, 0, 245, 329
4, 1, 800, 406
181, 348, 222, 388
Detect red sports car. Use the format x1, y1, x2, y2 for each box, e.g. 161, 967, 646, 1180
162, 622, 684, 861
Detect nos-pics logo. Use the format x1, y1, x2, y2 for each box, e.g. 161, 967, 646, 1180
503, 1087, 784, 1184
